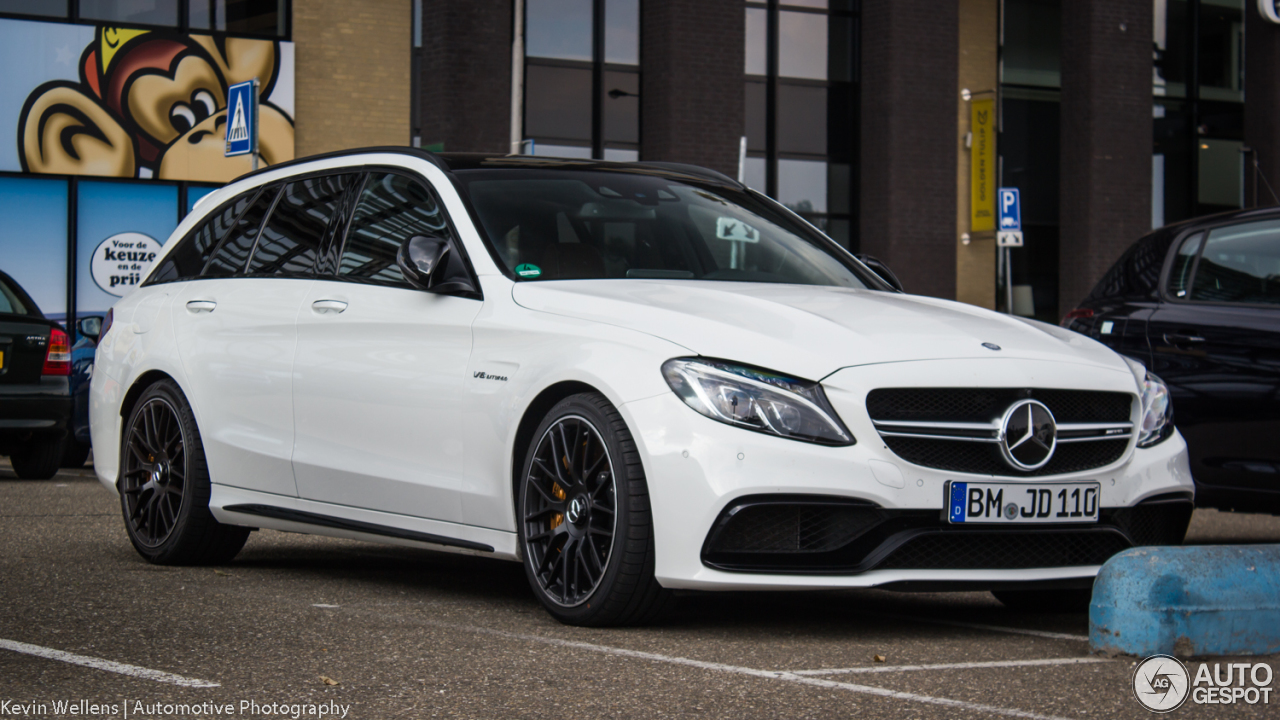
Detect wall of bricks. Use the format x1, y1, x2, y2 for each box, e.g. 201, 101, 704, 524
419, 0, 512, 154
293, 0, 412, 157
640, 0, 743, 178
859, 0, 959, 300
1058, 0, 1152, 314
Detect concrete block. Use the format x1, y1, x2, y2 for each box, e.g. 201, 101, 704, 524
1090, 545, 1280, 657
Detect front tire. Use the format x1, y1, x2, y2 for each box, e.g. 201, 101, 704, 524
518, 392, 672, 626
119, 379, 249, 565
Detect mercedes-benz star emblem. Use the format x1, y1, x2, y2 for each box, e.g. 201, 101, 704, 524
566, 497, 586, 524
998, 399, 1057, 471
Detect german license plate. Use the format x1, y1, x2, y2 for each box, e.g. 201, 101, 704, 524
946, 481, 1100, 524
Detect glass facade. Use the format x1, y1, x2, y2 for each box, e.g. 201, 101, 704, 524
744, 1, 859, 250
0, 0, 289, 36
523, 0, 640, 160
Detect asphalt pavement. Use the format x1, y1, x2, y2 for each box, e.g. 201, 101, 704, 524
2, 460, 1277, 719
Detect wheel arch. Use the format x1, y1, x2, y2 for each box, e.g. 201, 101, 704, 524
510, 380, 599, 519
119, 369, 179, 422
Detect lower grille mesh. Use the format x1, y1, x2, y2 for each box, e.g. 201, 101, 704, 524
709, 502, 883, 554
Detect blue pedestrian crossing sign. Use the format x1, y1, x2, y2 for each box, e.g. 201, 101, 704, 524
997, 188, 1021, 231
224, 80, 257, 157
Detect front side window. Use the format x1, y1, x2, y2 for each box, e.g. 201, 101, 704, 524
455, 169, 876, 288
1187, 220, 1280, 305
338, 173, 451, 288
247, 174, 354, 277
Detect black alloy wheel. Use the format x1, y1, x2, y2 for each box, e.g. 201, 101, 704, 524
120, 380, 249, 564
519, 393, 673, 626
122, 395, 187, 547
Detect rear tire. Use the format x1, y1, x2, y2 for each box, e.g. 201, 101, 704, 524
60, 438, 91, 468
518, 392, 673, 626
119, 379, 249, 565
993, 587, 1093, 613
10, 438, 63, 479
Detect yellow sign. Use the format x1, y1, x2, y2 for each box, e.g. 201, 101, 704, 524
970, 97, 996, 232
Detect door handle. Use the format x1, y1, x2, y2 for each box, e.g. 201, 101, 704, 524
1163, 333, 1205, 345
311, 299, 348, 315
185, 300, 216, 313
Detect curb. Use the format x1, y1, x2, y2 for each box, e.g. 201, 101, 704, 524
1090, 544, 1280, 657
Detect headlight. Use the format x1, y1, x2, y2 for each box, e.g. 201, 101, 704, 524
661, 358, 854, 445
1137, 371, 1174, 448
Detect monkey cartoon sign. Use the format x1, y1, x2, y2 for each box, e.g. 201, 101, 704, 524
6, 20, 294, 183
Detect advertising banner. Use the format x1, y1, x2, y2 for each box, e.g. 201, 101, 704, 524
970, 97, 996, 233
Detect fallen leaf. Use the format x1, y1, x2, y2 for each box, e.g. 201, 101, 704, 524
873, 654, 886, 663
321, 676, 340, 686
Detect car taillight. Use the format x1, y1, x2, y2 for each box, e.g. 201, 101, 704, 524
43, 328, 71, 376
1061, 307, 1093, 327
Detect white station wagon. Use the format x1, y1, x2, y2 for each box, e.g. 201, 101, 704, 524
91, 149, 1194, 625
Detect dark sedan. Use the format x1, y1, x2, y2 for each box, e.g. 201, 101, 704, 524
1063, 207, 1280, 514
0, 270, 72, 479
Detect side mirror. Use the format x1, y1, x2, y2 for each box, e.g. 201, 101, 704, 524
77, 316, 102, 341
855, 254, 904, 292
397, 234, 479, 297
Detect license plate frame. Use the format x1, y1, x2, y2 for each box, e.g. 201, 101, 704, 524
945, 480, 1101, 524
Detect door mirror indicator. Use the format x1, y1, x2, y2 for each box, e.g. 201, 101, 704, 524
855, 254, 905, 292
397, 234, 479, 298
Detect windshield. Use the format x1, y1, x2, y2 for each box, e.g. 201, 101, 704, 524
453, 169, 877, 288
0, 275, 36, 317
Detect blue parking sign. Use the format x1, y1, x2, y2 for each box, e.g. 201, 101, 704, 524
224, 80, 256, 157
997, 188, 1021, 231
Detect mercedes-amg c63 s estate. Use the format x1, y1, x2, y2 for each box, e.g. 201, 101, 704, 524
91, 149, 1194, 625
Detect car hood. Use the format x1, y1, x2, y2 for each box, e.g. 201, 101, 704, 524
511, 280, 1132, 381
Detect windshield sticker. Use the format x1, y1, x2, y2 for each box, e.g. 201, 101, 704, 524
515, 263, 543, 278
716, 217, 760, 243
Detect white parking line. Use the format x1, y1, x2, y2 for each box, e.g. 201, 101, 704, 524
873, 614, 1089, 642
455, 624, 1084, 720
0, 638, 219, 688
791, 656, 1110, 676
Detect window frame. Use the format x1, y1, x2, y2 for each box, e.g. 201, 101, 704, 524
0, 1, 293, 42
1159, 215, 1280, 310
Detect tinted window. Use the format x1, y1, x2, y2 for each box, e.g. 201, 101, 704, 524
339, 173, 449, 288
455, 169, 875, 288
248, 175, 354, 277
0, 276, 34, 316
202, 188, 277, 278
1167, 233, 1203, 299
1189, 220, 1280, 305
151, 190, 258, 283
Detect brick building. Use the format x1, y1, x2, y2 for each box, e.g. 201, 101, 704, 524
0, 0, 1274, 330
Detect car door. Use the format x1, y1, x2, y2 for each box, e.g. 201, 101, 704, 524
1147, 218, 1280, 495
291, 171, 481, 523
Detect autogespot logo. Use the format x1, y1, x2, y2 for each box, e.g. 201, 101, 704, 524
1133, 655, 1190, 713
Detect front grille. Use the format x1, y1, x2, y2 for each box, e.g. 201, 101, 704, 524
701, 494, 1193, 575
875, 530, 1132, 570
866, 388, 1132, 424
882, 437, 1129, 477
866, 388, 1135, 476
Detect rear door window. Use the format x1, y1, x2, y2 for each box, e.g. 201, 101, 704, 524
247, 174, 355, 277
201, 187, 278, 278
150, 189, 260, 283
1187, 220, 1280, 305
337, 172, 451, 288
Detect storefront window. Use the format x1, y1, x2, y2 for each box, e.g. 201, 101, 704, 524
0, 177, 68, 319
1002, 0, 1060, 88
743, 0, 857, 249
188, 0, 287, 38
186, 185, 219, 215
76, 181, 178, 315
523, 0, 640, 159
78, 0, 178, 27
0, 1, 68, 18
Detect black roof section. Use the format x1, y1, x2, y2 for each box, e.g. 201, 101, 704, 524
229, 146, 742, 188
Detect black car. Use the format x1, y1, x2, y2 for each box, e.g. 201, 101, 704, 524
0, 270, 72, 479
1063, 207, 1280, 514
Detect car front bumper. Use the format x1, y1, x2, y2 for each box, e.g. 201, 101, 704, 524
623, 359, 1195, 590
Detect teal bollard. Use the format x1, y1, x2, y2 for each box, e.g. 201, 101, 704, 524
1090, 545, 1280, 657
